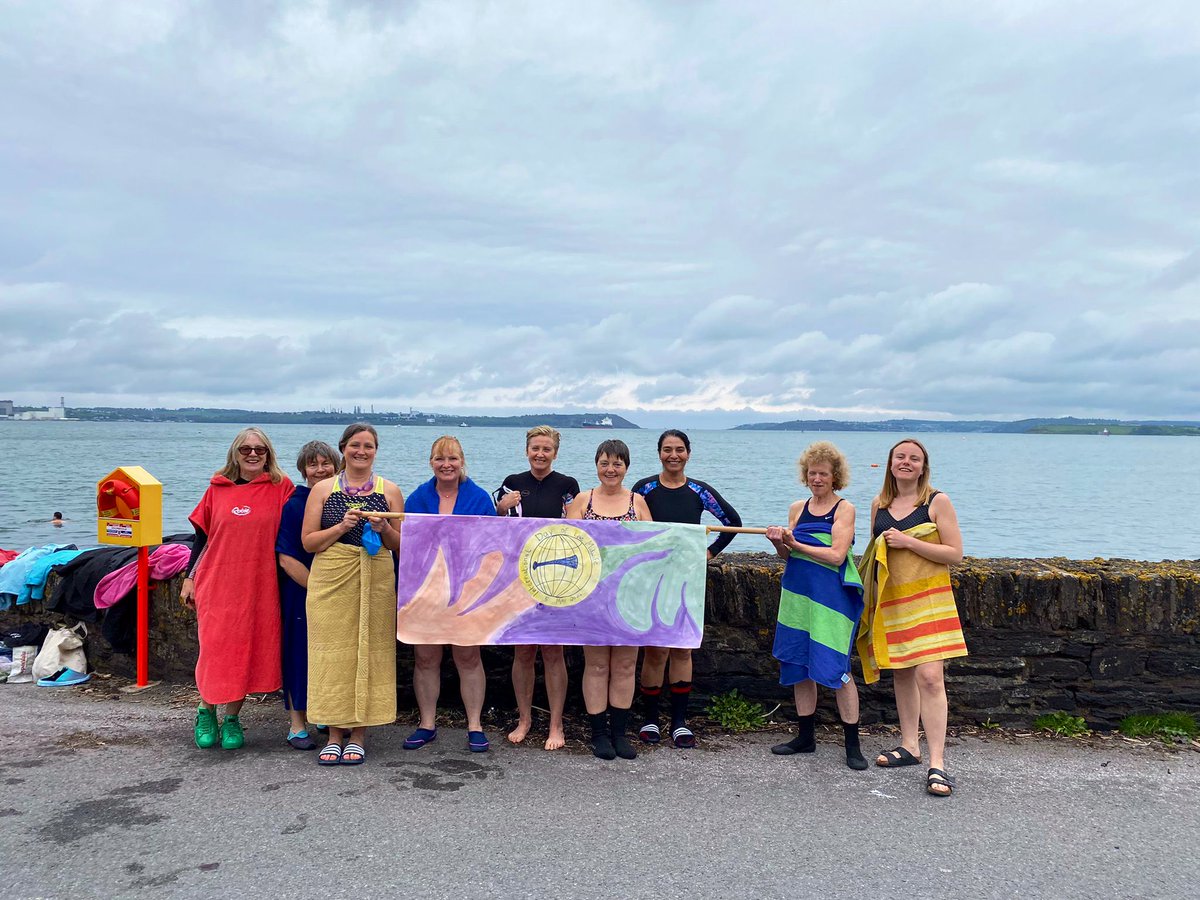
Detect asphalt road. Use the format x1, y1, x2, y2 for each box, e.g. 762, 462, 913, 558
2, 683, 1197, 900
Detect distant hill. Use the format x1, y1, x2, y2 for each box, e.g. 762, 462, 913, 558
65, 407, 640, 429
734, 416, 1200, 436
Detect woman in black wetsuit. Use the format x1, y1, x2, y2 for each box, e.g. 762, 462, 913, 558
632, 429, 741, 748
566, 439, 652, 760
494, 425, 581, 751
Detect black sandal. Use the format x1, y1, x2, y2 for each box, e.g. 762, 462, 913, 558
876, 746, 920, 767
926, 767, 955, 796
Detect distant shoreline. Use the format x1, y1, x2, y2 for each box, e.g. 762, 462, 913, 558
5, 408, 1198, 436
5, 408, 640, 430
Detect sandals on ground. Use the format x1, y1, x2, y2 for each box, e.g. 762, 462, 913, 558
671, 726, 697, 749
927, 767, 955, 796
341, 742, 366, 766
876, 746, 921, 767
317, 743, 343, 766
639, 723, 661, 744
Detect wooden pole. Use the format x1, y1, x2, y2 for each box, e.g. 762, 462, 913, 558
705, 525, 769, 535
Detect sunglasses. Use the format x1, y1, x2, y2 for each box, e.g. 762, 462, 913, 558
238, 445, 269, 457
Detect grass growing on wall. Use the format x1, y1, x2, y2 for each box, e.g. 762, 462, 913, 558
1118, 713, 1199, 743
1034, 712, 1090, 738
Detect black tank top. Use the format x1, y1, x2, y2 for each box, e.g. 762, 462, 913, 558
797, 498, 843, 525
873, 491, 939, 537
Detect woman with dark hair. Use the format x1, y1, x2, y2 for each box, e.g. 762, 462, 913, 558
495, 425, 580, 750
765, 441, 866, 770
181, 427, 294, 750
404, 435, 497, 753
302, 424, 404, 766
275, 440, 340, 750
632, 429, 741, 748
566, 439, 653, 760
863, 438, 965, 796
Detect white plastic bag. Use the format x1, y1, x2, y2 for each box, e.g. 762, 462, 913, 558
32, 624, 87, 680
7, 645, 37, 683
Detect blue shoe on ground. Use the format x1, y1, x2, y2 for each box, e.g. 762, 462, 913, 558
403, 727, 437, 750
468, 730, 490, 752
287, 730, 317, 750
37, 667, 90, 687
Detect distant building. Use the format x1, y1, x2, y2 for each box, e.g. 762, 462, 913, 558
0, 399, 13, 417
15, 396, 71, 421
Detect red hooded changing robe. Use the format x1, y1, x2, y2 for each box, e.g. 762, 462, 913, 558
190, 473, 294, 704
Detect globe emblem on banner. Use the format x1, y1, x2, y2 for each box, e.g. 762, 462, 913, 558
518, 524, 603, 607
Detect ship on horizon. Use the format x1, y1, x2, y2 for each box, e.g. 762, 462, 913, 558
581, 416, 614, 429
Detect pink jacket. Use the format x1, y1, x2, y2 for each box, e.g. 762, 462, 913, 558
94, 543, 193, 609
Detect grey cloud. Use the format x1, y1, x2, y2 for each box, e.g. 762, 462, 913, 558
2, 1, 1198, 422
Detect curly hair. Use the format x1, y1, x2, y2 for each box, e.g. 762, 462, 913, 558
797, 441, 850, 491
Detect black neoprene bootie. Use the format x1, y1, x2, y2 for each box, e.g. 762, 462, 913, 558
589, 711, 616, 760
609, 706, 637, 760
772, 713, 816, 755
843, 720, 868, 770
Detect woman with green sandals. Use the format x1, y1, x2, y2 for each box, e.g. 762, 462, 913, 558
182, 428, 294, 750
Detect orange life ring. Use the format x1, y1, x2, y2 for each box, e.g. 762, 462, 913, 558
98, 478, 141, 520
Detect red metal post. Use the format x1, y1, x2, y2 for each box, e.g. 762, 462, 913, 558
137, 544, 150, 687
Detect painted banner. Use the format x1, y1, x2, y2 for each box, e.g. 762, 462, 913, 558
396, 514, 708, 647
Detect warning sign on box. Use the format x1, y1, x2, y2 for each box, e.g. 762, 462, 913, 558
105, 522, 134, 538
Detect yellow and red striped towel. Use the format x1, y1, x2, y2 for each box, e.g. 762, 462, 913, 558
856, 523, 967, 684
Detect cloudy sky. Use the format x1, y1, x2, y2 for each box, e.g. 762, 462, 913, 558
2, 1, 1198, 427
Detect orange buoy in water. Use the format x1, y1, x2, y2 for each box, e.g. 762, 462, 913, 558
870, 463, 880, 467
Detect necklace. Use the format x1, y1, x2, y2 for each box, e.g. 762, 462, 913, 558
339, 471, 375, 497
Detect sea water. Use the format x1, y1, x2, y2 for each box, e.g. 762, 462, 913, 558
1, 421, 1195, 560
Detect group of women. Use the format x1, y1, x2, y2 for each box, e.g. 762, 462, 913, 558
182, 424, 965, 796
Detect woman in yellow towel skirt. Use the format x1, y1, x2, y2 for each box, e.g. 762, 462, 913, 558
860, 438, 965, 796
302, 423, 404, 766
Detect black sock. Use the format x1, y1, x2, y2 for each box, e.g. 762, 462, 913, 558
842, 720, 867, 770
609, 706, 637, 759
589, 711, 615, 760
640, 685, 662, 726
669, 681, 692, 729
772, 713, 816, 755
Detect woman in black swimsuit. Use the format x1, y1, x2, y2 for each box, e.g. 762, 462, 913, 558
565, 439, 653, 760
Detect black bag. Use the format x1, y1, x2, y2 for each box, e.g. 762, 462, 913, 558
1, 623, 50, 649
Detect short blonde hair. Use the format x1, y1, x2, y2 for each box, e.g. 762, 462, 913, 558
219, 427, 287, 483
430, 435, 467, 482
525, 425, 561, 451
798, 441, 849, 491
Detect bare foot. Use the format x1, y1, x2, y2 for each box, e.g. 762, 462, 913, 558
544, 727, 565, 751
508, 721, 531, 744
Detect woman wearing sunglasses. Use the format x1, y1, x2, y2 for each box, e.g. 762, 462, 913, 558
181, 428, 294, 751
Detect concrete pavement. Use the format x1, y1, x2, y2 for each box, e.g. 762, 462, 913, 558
2, 683, 1197, 899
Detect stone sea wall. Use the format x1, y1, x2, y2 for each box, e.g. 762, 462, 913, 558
7, 555, 1199, 728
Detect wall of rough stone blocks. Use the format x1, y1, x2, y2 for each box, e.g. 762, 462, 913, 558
5, 555, 1197, 729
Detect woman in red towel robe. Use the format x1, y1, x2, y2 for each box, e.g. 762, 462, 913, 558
181, 428, 294, 750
